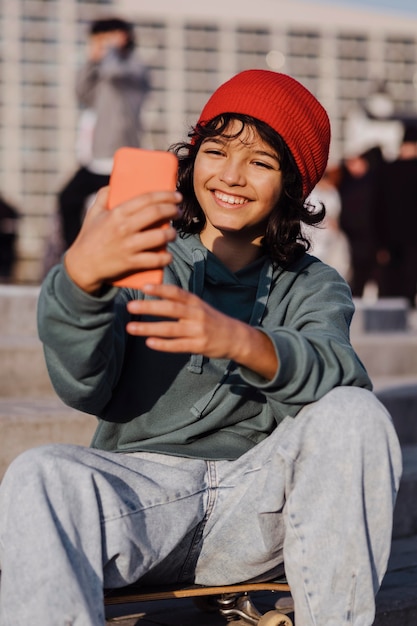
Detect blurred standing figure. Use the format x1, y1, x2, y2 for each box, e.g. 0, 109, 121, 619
58, 17, 151, 249
374, 124, 417, 307
0, 194, 19, 283
306, 173, 352, 283
338, 147, 383, 297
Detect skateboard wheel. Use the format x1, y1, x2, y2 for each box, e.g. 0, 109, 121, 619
258, 610, 293, 625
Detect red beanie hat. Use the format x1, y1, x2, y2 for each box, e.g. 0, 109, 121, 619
197, 70, 330, 199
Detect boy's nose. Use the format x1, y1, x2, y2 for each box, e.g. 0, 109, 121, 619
219, 160, 245, 186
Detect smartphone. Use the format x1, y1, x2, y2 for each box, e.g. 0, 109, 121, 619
107, 147, 178, 289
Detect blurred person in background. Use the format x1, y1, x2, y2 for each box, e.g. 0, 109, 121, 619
0, 194, 20, 283
338, 146, 383, 297
305, 170, 352, 283
57, 16, 151, 250
374, 124, 417, 307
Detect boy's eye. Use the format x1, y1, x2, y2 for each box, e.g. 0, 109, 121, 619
204, 148, 224, 156
253, 160, 274, 169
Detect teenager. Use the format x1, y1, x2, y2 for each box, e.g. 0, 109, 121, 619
0, 70, 402, 626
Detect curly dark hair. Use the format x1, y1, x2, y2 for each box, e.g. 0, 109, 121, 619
89, 17, 136, 54
170, 113, 325, 267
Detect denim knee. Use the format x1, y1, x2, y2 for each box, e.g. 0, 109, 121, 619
2, 444, 72, 487
303, 386, 397, 446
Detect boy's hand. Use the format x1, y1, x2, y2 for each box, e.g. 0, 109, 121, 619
64, 187, 181, 294
126, 284, 278, 380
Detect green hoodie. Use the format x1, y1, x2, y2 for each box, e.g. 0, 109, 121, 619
37, 233, 371, 460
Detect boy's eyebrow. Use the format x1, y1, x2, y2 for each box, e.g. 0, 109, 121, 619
253, 149, 280, 163
202, 137, 280, 163
201, 137, 224, 146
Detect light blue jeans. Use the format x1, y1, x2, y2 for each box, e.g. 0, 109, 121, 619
0, 387, 402, 626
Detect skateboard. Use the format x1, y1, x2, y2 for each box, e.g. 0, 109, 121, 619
105, 579, 293, 625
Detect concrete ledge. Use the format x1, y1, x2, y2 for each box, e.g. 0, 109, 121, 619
0, 335, 54, 396
0, 284, 40, 336
0, 397, 97, 478
352, 298, 410, 334
352, 334, 417, 378
376, 384, 417, 445
372, 376, 417, 392
392, 445, 417, 540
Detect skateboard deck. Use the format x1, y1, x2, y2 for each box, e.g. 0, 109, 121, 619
105, 579, 293, 625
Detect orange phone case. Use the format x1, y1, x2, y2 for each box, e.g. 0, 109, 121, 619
107, 147, 178, 289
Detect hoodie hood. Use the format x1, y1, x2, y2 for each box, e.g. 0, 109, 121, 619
167, 233, 274, 376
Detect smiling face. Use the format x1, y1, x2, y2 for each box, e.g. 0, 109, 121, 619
193, 120, 284, 253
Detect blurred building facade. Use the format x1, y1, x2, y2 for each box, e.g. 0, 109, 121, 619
1, 0, 417, 282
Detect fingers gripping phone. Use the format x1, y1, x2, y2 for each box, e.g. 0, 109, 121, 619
107, 147, 178, 289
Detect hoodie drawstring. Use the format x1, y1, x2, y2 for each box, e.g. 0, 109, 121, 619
187, 248, 206, 374
190, 257, 273, 419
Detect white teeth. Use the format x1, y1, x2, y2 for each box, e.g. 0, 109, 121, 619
215, 191, 247, 205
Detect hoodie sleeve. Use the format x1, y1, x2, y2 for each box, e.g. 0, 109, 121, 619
75, 61, 100, 108
238, 259, 372, 419
98, 49, 151, 90
75, 51, 150, 108
37, 263, 141, 415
